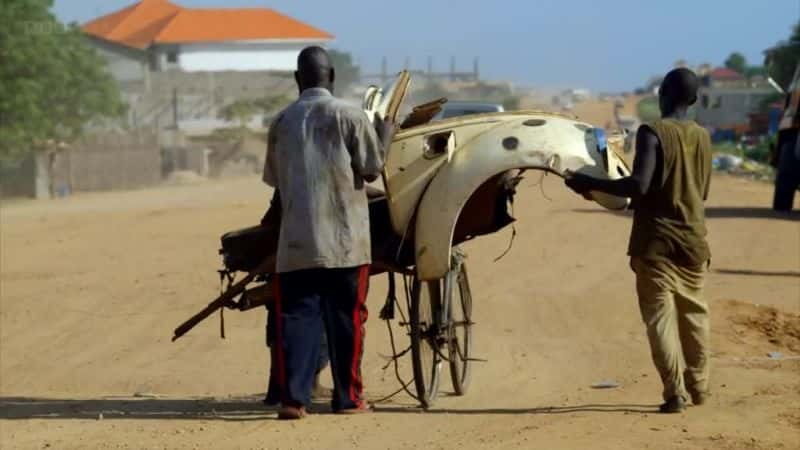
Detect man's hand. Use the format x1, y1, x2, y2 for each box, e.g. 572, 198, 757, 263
374, 113, 397, 147
564, 170, 596, 195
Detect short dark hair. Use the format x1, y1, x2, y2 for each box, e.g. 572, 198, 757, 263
660, 68, 699, 106
297, 46, 331, 74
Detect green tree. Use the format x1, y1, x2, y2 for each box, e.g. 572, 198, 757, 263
765, 20, 800, 90
219, 99, 260, 130
744, 65, 767, 79
0, 0, 125, 162
328, 49, 360, 94
758, 93, 784, 112
724, 52, 747, 74
637, 96, 660, 123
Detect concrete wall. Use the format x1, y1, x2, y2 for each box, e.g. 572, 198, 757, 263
162, 147, 211, 177
145, 70, 295, 96
152, 41, 320, 72
0, 155, 38, 198
87, 38, 302, 129
68, 132, 162, 192
87, 37, 149, 83
696, 87, 776, 129
1, 152, 67, 199
120, 71, 296, 128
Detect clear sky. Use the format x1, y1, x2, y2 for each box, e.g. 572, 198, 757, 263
54, 0, 800, 92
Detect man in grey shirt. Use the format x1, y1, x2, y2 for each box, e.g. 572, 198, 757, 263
263, 46, 395, 419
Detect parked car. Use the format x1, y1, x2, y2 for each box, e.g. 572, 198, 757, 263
433, 101, 504, 121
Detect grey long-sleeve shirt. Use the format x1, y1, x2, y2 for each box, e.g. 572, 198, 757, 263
263, 87, 384, 273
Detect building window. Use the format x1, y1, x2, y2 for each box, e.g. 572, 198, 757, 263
167, 51, 179, 64
712, 96, 722, 109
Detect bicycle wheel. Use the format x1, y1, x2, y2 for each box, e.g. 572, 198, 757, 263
410, 277, 444, 408
448, 257, 473, 395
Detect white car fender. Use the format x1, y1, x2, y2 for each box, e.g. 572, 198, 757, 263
413, 114, 628, 280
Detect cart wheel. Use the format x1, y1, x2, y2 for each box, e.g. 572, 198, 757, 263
447, 255, 473, 395
410, 277, 444, 408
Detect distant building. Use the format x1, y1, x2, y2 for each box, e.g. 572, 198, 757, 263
82, 0, 333, 83
695, 67, 777, 132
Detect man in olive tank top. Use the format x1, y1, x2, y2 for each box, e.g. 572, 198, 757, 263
565, 68, 712, 413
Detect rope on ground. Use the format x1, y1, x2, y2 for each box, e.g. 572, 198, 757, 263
373, 273, 420, 405
373, 317, 416, 404
494, 194, 517, 263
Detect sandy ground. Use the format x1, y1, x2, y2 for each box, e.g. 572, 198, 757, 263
1, 173, 798, 450
520, 94, 642, 128
570, 95, 641, 128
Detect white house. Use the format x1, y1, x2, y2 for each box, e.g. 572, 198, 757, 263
82, 0, 333, 81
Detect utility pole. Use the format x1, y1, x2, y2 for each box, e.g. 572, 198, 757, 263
427, 56, 433, 82
473, 57, 480, 82
172, 87, 178, 129
450, 56, 456, 82
381, 56, 388, 84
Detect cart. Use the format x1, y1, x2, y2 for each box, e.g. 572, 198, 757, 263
172, 71, 632, 408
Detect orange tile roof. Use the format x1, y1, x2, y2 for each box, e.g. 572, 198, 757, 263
82, 0, 333, 50
155, 9, 333, 43
710, 67, 744, 81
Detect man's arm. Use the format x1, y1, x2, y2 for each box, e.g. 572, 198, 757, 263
350, 112, 395, 183
260, 116, 282, 226
260, 189, 281, 226
703, 133, 712, 201
565, 125, 659, 200
262, 115, 282, 187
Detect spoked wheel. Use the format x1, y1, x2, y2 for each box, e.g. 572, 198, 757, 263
447, 252, 473, 395
410, 278, 444, 408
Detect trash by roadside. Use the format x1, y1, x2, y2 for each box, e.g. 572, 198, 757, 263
713, 153, 774, 182
714, 154, 743, 171
591, 380, 621, 389
768, 351, 784, 360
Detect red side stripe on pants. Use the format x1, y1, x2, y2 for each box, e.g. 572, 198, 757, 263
273, 274, 287, 403
349, 265, 369, 404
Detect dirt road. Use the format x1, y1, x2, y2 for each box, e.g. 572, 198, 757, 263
1, 174, 798, 450
520, 94, 642, 128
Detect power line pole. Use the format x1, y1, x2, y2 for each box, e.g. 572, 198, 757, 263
427, 56, 433, 82
172, 87, 178, 129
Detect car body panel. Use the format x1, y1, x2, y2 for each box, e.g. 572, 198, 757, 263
433, 101, 505, 121
364, 73, 631, 280
397, 112, 630, 280
362, 71, 411, 124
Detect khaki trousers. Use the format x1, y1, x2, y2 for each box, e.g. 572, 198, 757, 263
631, 257, 711, 401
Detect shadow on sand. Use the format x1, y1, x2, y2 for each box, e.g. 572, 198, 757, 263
0, 396, 327, 421
713, 268, 800, 278
0, 397, 660, 420
572, 206, 799, 221
374, 403, 660, 415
